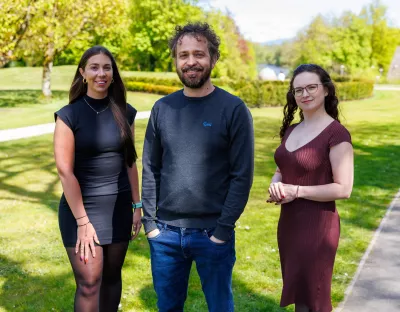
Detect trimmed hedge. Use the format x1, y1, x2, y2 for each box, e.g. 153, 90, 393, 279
234, 81, 288, 108
125, 81, 180, 95
124, 76, 183, 87
235, 80, 374, 107
335, 81, 374, 101
123, 75, 374, 106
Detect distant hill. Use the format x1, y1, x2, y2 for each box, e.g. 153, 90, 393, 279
259, 38, 292, 46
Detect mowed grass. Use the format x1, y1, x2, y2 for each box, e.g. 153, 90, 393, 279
0, 90, 399, 311
0, 66, 174, 129
0, 66, 178, 91
0, 90, 162, 130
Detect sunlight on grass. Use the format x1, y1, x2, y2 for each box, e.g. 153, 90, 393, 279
0, 90, 162, 130
0, 66, 177, 91
0, 91, 399, 311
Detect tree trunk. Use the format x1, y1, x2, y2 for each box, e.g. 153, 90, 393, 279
42, 40, 55, 97
42, 60, 53, 97
149, 54, 156, 71
0, 57, 7, 68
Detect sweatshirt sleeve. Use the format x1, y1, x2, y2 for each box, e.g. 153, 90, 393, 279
213, 102, 254, 241
141, 105, 162, 234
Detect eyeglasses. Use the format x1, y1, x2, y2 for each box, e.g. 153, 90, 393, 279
292, 84, 324, 97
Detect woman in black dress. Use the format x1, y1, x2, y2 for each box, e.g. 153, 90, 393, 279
54, 46, 142, 311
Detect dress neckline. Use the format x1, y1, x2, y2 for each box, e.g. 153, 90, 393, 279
83, 95, 110, 115
84, 95, 109, 107
284, 120, 336, 153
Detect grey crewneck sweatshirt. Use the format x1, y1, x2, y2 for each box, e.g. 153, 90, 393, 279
141, 86, 254, 241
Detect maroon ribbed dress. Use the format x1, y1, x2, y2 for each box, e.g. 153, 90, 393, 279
274, 120, 351, 312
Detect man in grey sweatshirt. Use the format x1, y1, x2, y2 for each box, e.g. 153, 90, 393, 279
141, 22, 254, 312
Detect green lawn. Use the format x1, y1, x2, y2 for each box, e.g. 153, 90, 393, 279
0, 66, 178, 91
0, 66, 173, 129
0, 91, 399, 311
0, 90, 162, 130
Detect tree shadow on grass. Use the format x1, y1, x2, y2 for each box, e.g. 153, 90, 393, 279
339, 123, 400, 231
0, 90, 68, 108
0, 136, 60, 212
0, 254, 75, 312
0, 114, 398, 311
137, 269, 290, 312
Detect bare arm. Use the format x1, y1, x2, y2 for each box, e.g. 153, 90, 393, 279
127, 123, 142, 239
298, 142, 354, 201
54, 118, 86, 219
267, 167, 284, 203
271, 167, 282, 184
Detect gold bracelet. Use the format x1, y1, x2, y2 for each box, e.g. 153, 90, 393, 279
77, 221, 90, 227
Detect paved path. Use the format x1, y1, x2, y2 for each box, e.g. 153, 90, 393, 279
0, 110, 151, 143
1, 85, 399, 143
374, 85, 400, 91
336, 189, 400, 312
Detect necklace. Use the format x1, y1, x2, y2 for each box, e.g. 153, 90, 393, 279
83, 97, 109, 115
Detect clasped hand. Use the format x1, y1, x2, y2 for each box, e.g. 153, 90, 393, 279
267, 182, 298, 205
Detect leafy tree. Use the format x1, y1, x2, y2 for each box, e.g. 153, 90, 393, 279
253, 43, 278, 65
366, 0, 398, 73
0, 0, 38, 67
293, 15, 334, 69
331, 11, 372, 74
21, 0, 127, 96
206, 10, 257, 79
129, 0, 204, 72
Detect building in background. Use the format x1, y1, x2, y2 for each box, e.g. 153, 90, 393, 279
388, 46, 400, 82
258, 64, 290, 81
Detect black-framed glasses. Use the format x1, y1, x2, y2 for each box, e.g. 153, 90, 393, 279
292, 84, 324, 97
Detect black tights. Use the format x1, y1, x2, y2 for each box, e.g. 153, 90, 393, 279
66, 242, 129, 312
295, 304, 317, 312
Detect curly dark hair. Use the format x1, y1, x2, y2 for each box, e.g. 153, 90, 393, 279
168, 22, 220, 62
279, 64, 340, 140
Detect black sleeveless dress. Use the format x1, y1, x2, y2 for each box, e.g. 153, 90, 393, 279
55, 95, 137, 247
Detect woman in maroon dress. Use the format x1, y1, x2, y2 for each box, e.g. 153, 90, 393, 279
267, 64, 354, 312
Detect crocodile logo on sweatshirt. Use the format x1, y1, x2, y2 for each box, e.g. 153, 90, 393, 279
203, 121, 212, 127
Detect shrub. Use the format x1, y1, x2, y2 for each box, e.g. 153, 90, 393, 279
124, 76, 183, 87
237, 81, 288, 107
122, 74, 374, 106
336, 81, 374, 101
237, 80, 374, 107
125, 81, 180, 95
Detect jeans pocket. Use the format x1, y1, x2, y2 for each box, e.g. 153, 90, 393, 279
147, 223, 164, 240
204, 228, 231, 246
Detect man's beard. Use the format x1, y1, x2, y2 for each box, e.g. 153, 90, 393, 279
177, 64, 212, 89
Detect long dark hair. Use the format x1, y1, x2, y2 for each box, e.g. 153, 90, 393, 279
280, 64, 340, 140
69, 46, 137, 167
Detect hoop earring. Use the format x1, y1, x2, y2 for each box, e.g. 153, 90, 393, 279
111, 78, 114, 83
83, 78, 87, 84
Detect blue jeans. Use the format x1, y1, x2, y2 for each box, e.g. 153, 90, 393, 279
147, 222, 236, 312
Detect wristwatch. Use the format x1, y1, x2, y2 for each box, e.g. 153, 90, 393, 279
132, 201, 143, 209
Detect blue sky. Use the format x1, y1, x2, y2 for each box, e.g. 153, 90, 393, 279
201, 0, 400, 42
